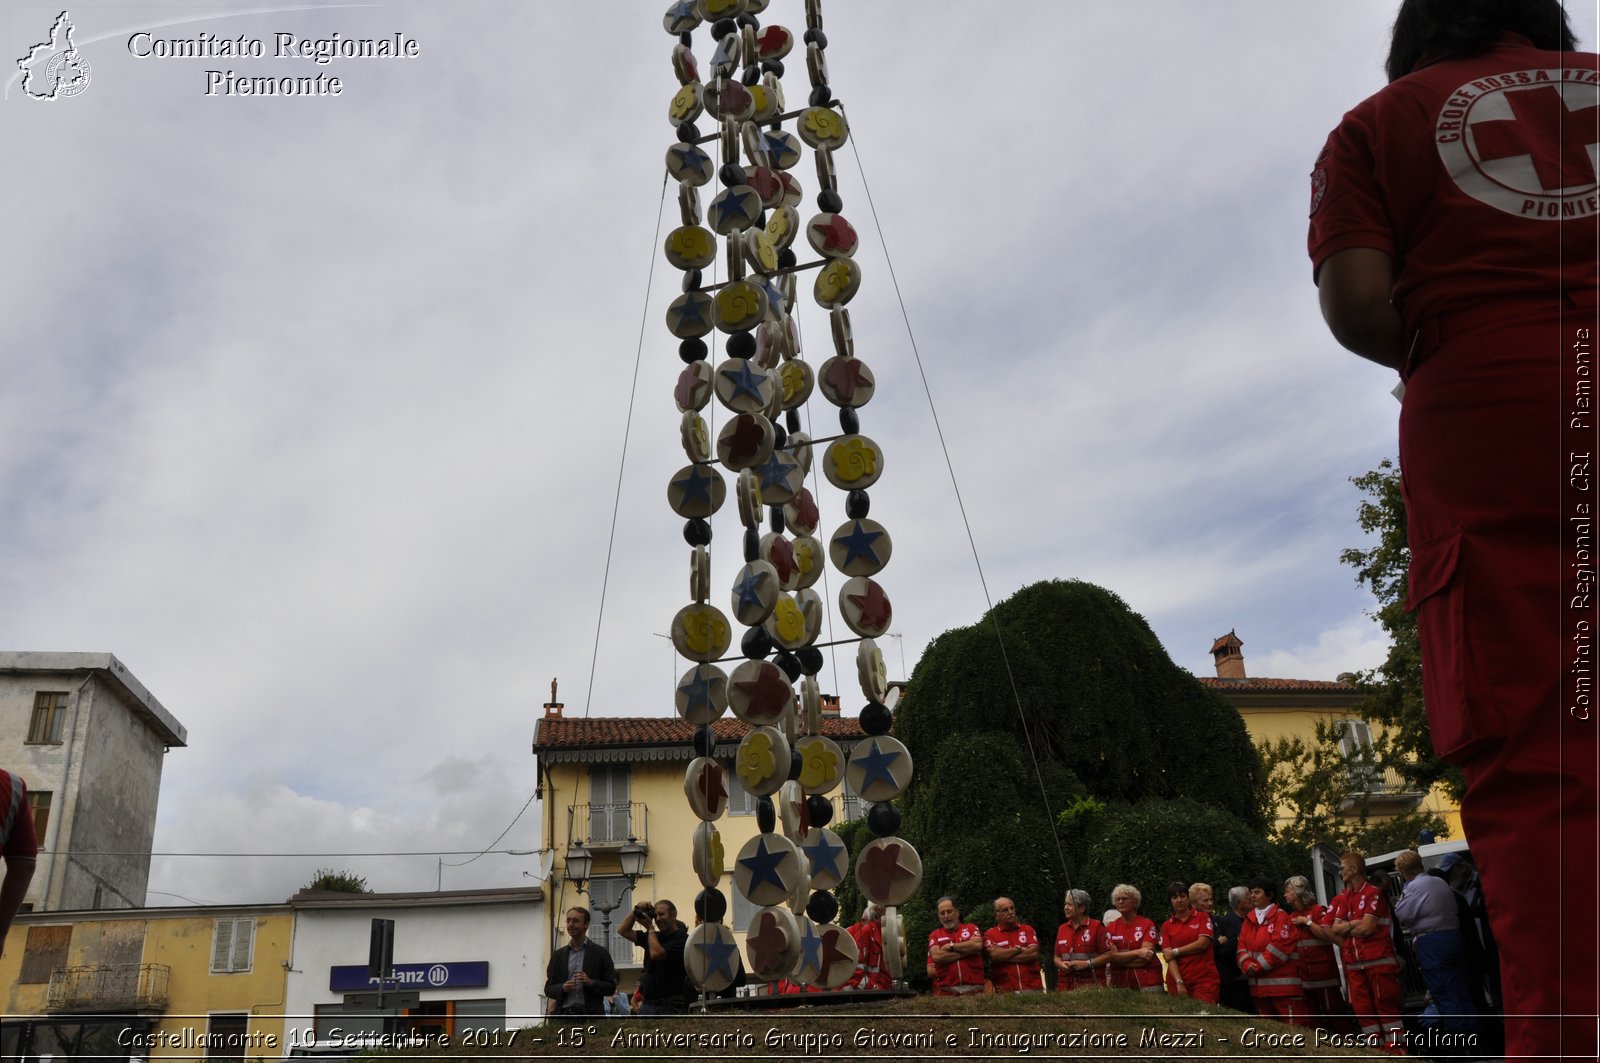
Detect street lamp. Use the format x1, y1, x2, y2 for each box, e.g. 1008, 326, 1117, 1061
564, 836, 648, 949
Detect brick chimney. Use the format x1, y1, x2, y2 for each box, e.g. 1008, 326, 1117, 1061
1210, 631, 1246, 680
820, 694, 841, 717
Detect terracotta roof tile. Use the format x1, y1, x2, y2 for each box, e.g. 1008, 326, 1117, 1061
1195, 676, 1355, 692
533, 714, 865, 752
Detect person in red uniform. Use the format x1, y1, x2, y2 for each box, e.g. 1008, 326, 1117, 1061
1284, 875, 1355, 1035
1236, 878, 1312, 1028
1053, 888, 1108, 991
1301, 853, 1404, 1052
1309, 3, 1598, 1056
1160, 881, 1221, 1003
1102, 884, 1162, 993
983, 896, 1043, 993
926, 896, 984, 996
846, 902, 892, 991
0, 769, 38, 959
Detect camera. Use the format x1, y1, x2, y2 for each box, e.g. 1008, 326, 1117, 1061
634, 902, 654, 922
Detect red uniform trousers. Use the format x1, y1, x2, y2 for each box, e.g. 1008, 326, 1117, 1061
1403, 305, 1599, 1059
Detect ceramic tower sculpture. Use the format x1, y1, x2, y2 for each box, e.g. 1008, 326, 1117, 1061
659, 0, 919, 995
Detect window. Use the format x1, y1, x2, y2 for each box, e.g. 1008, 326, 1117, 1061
587, 766, 631, 842
210, 918, 254, 973
836, 777, 864, 824
726, 770, 757, 816
587, 877, 640, 967
28, 692, 67, 744
1337, 719, 1380, 789
29, 791, 51, 841
20, 925, 69, 984
731, 882, 756, 928
206, 1014, 249, 1060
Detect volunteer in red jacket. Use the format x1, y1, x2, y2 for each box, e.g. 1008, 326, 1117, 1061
1309, 3, 1598, 1055
0, 769, 39, 958
1304, 853, 1403, 1052
983, 896, 1043, 993
1160, 881, 1221, 1003
1236, 878, 1311, 1027
925, 895, 984, 996
1053, 888, 1108, 991
846, 902, 892, 991
1285, 875, 1355, 1034
1102, 884, 1162, 993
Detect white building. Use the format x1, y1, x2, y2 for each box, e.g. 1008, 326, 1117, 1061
0, 652, 186, 911
282, 887, 546, 1045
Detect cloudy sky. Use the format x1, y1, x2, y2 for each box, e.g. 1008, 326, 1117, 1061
6, 1, 1596, 906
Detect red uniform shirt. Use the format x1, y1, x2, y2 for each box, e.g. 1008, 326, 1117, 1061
1237, 905, 1304, 999
926, 922, 984, 992
1102, 915, 1161, 991
1053, 918, 1107, 991
846, 920, 891, 990
984, 923, 1043, 992
1308, 33, 1600, 338
1328, 882, 1399, 970
1160, 909, 1221, 994
1292, 905, 1342, 990
1, 771, 38, 861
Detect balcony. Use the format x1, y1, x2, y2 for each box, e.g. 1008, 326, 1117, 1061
47, 963, 170, 1013
565, 802, 649, 850
1339, 763, 1427, 811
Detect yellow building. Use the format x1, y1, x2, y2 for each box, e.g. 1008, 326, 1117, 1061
1, 903, 291, 1061
1198, 630, 1462, 838
531, 695, 868, 989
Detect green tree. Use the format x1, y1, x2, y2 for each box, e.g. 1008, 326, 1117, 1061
894, 580, 1272, 983
1340, 460, 1465, 801
304, 868, 371, 893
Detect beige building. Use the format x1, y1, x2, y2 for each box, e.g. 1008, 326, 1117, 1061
1198, 630, 1462, 837
531, 695, 868, 984
0, 652, 187, 912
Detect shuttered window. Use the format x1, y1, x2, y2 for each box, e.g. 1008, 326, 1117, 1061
20, 925, 70, 983
211, 918, 254, 973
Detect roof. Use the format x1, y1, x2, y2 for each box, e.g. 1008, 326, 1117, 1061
289, 887, 543, 910
0, 651, 187, 747
1196, 676, 1355, 692
533, 714, 868, 764
1197, 675, 1363, 710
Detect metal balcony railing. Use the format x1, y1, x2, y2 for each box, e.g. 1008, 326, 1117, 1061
47, 963, 170, 1012
566, 802, 649, 847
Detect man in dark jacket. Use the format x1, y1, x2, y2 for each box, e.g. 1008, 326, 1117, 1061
544, 907, 617, 1016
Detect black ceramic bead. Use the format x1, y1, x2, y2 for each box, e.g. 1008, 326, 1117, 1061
684, 518, 712, 546
785, 409, 802, 433
677, 121, 700, 142
803, 28, 827, 48
719, 162, 747, 187
682, 268, 703, 293
696, 887, 728, 923
756, 796, 776, 833
845, 489, 870, 519
762, 58, 785, 77
839, 407, 859, 434
680, 31, 693, 47
859, 700, 893, 735
866, 800, 902, 837
774, 650, 801, 681
806, 794, 834, 827
777, 248, 797, 270
742, 625, 773, 660
692, 724, 718, 757
808, 85, 833, 107
818, 188, 844, 213
772, 423, 787, 449
678, 337, 708, 364
806, 890, 839, 925
743, 526, 760, 562
788, 746, 804, 780
769, 506, 786, 534
711, 18, 737, 39
742, 64, 761, 86
726, 330, 756, 359
797, 645, 824, 674
737, 12, 758, 28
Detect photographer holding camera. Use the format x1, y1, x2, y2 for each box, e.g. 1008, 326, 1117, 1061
617, 899, 688, 1014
